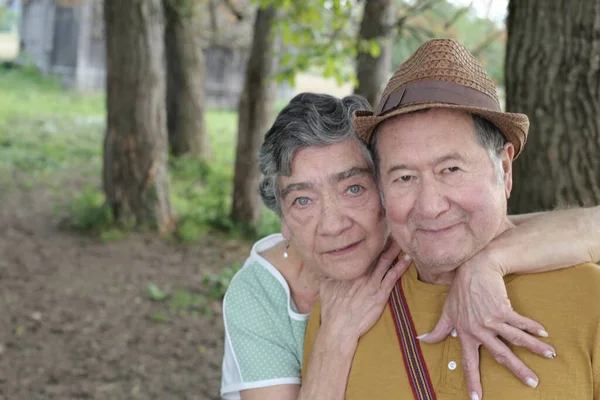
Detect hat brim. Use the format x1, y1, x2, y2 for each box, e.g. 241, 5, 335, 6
354, 102, 529, 158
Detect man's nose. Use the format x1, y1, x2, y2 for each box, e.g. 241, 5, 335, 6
415, 178, 450, 219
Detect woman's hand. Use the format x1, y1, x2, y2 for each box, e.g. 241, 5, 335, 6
319, 239, 412, 345
418, 252, 557, 400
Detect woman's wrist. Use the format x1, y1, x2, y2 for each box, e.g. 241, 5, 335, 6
462, 245, 508, 277
316, 320, 360, 357
323, 324, 358, 348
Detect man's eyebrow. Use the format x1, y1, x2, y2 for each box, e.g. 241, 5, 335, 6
280, 182, 312, 200
433, 152, 464, 166
329, 166, 372, 184
386, 152, 464, 175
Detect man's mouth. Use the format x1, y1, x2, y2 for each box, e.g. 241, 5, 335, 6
417, 223, 461, 236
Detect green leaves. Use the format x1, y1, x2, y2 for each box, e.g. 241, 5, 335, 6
253, 0, 360, 86
147, 283, 168, 302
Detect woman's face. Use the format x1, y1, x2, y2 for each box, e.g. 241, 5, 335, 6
279, 138, 387, 281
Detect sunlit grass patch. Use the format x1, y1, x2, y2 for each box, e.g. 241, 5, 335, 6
1, 66, 280, 241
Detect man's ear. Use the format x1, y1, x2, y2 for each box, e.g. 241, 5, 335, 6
501, 142, 515, 198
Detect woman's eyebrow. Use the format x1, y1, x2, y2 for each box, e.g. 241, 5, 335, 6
280, 182, 312, 200
280, 166, 371, 199
330, 166, 372, 184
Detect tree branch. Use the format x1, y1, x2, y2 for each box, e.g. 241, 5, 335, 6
221, 0, 244, 21
444, 3, 472, 30
471, 30, 503, 57
393, 0, 443, 32
209, 0, 219, 41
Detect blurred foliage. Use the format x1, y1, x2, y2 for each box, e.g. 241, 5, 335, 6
261, 0, 366, 87
145, 283, 218, 321
0, 65, 280, 243
202, 263, 241, 300
0, 0, 506, 242
255, 0, 505, 87
393, 0, 505, 85
0, 3, 17, 32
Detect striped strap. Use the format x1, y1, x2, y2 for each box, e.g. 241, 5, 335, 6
389, 279, 437, 400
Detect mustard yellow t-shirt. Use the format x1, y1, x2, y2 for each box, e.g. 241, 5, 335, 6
303, 263, 600, 399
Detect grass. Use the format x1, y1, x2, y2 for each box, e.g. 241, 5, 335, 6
145, 271, 239, 322
0, 64, 280, 243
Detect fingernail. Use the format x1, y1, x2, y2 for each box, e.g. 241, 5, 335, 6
544, 350, 557, 359
526, 378, 538, 388
416, 333, 429, 340
537, 329, 549, 338
470, 392, 480, 400
403, 254, 411, 262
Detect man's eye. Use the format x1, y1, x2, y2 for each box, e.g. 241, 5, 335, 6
293, 197, 310, 207
346, 185, 363, 195
401, 175, 414, 182
442, 166, 460, 173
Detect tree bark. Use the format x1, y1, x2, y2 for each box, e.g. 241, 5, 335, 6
505, 0, 600, 213
354, 0, 394, 108
103, 0, 175, 233
164, 0, 209, 158
230, 6, 276, 226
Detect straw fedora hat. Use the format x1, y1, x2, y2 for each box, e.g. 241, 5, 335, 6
354, 38, 529, 157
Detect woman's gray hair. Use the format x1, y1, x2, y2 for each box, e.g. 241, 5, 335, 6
259, 92, 374, 215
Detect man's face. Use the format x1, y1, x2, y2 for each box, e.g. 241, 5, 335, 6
376, 109, 514, 273
279, 138, 387, 281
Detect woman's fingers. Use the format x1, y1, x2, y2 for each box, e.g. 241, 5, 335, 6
417, 312, 453, 343
459, 337, 483, 400
494, 322, 556, 359
479, 332, 539, 388
504, 311, 548, 338
380, 254, 411, 293
372, 239, 403, 280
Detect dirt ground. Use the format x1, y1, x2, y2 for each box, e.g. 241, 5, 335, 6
0, 181, 252, 399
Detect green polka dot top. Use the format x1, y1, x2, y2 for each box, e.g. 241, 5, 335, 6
221, 234, 310, 399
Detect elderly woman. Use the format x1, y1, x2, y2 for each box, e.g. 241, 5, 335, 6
220, 93, 600, 400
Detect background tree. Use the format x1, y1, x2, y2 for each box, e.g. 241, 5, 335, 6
355, 0, 395, 108
392, 0, 504, 84
164, 0, 209, 158
505, 0, 600, 213
230, 5, 277, 226
103, 0, 175, 233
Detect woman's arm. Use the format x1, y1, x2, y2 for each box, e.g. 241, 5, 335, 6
496, 205, 599, 275
297, 245, 410, 400
420, 205, 600, 400
239, 330, 357, 400
239, 242, 411, 400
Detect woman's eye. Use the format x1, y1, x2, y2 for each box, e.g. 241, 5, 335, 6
293, 197, 310, 207
346, 185, 363, 195
442, 166, 460, 173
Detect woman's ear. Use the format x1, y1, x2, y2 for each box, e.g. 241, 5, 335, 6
281, 218, 291, 241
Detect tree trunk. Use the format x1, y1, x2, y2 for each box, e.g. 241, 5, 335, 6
164, 0, 209, 158
354, 0, 394, 108
505, 0, 600, 213
230, 6, 276, 226
103, 0, 175, 233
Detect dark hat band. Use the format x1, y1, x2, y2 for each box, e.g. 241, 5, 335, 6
374, 80, 502, 116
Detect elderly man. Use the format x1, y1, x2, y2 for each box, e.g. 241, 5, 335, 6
303, 39, 600, 400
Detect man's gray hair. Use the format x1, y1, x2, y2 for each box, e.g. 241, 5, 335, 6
370, 110, 507, 185
259, 93, 374, 215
